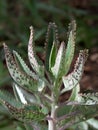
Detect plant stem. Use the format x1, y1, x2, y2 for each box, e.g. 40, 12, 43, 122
48, 94, 56, 130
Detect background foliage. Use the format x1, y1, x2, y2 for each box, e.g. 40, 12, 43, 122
0, 0, 98, 130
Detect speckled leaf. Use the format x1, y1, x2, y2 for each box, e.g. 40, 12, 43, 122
77, 92, 98, 105
13, 50, 45, 92
64, 20, 76, 75
0, 90, 23, 108
3, 43, 44, 92
2, 100, 46, 122
62, 49, 88, 93
45, 22, 59, 71
13, 50, 36, 78
28, 26, 43, 74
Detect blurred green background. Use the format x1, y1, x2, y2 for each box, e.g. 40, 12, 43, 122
0, 0, 98, 129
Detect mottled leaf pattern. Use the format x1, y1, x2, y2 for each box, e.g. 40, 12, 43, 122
0, 90, 22, 108
45, 22, 59, 70
64, 20, 76, 75
78, 92, 98, 105
2, 21, 98, 130
28, 26, 41, 74
3, 43, 43, 92
2, 100, 46, 122
13, 50, 37, 78
13, 50, 45, 92
62, 49, 88, 93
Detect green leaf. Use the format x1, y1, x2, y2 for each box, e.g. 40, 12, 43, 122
13, 51, 45, 92
0, 90, 22, 108
2, 100, 46, 122
64, 20, 76, 75
86, 118, 98, 129
49, 41, 57, 70
13, 50, 36, 78
51, 41, 65, 78
78, 92, 98, 105
73, 122, 88, 130
61, 49, 88, 93
28, 26, 43, 75
13, 83, 38, 105
57, 104, 98, 128
57, 86, 98, 128
16, 125, 26, 130
3, 43, 44, 93
69, 84, 80, 101
45, 22, 59, 71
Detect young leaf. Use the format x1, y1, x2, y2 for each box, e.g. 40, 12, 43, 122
13, 50, 36, 78
64, 20, 76, 75
45, 22, 59, 71
49, 41, 57, 70
28, 26, 42, 74
51, 41, 65, 78
13, 83, 38, 105
61, 49, 88, 93
3, 43, 44, 93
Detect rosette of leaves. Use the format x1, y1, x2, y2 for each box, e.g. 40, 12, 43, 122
1, 20, 98, 130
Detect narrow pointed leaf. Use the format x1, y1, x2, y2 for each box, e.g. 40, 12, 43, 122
51, 41, 65, 78
3, 43, 44, 92
0, 90, 22, 108
49, 41, 57, 70
45, 22, 59, 70
13, 50, 36, 78
13, 51, 45, 92
64, 20, 76, 75
28, 26, 42, 74
2, 100, 46, 122
62, 49, 88, 93
13, 83, 38, 105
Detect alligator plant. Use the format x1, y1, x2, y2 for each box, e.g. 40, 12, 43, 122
1, 20, 98, 130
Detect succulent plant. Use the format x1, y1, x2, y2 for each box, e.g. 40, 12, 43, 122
1, 20, 98, 130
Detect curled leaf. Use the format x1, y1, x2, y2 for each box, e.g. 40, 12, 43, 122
62, 49, 88, 93
28, 26, 42, 74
